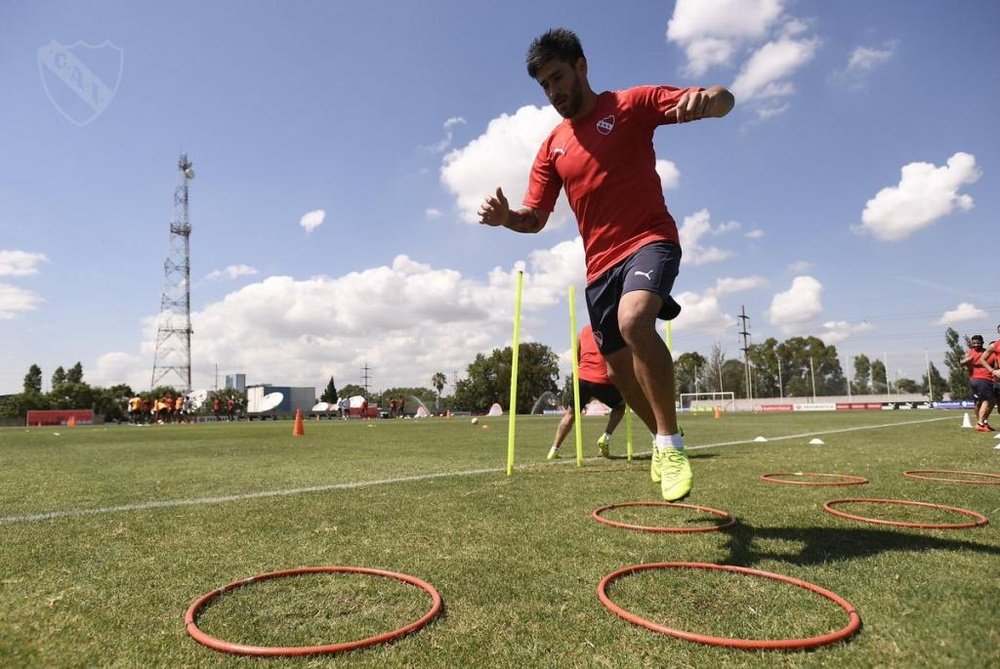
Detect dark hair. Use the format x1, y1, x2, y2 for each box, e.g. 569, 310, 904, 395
526, 28, 584, 78
971, 335, 984, 342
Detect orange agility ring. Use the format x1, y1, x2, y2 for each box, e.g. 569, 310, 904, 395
185, 566, 442, 657
598, 562, 861, 650
902, 469, 1000, 486
592, 501, 736, 533
823, 498, 989, 530
761, 472, 868, 486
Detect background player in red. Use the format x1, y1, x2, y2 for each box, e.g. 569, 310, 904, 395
961, 335, 998, 431
548, 324, 626, 461
480, 28, 732, 501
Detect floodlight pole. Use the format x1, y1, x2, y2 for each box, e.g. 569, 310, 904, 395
151, 154, 194, 392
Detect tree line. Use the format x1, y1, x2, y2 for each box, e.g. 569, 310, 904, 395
0, 327, 981, 419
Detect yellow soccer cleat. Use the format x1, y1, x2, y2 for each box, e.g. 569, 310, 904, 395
597, 434, 611, 458
659, 447, 693, 502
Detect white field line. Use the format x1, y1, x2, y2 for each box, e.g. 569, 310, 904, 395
0, 415, 954, 525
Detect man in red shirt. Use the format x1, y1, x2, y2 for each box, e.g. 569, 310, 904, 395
548, 325, 626, 460
480, 28, 733, 501
961, 335, 999, 431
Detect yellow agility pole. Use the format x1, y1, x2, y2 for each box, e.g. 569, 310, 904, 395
569, 286, 583, 467
506, 270, 524, 477
625, 406, 633, 462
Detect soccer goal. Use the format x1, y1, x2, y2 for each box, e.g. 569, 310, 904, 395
679, 391, 736, 413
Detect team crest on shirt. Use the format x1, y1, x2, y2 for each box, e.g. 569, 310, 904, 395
596, 115, 615, 135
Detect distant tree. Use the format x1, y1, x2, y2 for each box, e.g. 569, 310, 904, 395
851, 355, 872, 394
320, 376, 338, 404
381, 387, 437, 413
702, 344, 728, 393
675, 351, 707, 396
66, 362, 84, 384
746, 338, 781, 398
1, 390, 49, 418
338, 384, 367, 400
431, 372, 447, 410
944, 327, 970, 400
896, 377, 920, 393
721, 359, 746, 397
870, 359, 888, 394
23, 364, 42, 394
51, 366, 67, 390
453, 342, 559, 413
921, 362, 946, 402
777, 337, 844, 397
49, 381, 94, 410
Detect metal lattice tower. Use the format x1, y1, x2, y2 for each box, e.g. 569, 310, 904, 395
150, 154, 195, 391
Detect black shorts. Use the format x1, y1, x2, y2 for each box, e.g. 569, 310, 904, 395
971, 379, 996, 402
571, 380, 625, 410
585, 241, 681, 355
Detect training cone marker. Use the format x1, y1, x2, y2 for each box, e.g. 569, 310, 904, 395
961, 413, 973, 429
754, 436, 768, 442
809, 438, 825, 445
292, 410, 305, 437
713, 406, 722, 419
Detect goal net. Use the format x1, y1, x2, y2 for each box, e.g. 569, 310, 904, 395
679, 391, 736, 412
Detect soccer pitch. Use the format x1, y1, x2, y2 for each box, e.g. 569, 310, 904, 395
1, 411, 998, 667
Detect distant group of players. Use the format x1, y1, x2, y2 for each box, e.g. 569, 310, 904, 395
963, 323, 1000, 432
127, 394, 191, 424
126, 394, 240, 424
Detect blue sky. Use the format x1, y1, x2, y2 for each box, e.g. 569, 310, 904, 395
1, 0, 998, 397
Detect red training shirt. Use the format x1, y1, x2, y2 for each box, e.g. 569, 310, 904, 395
967, 348, 993, 381
524, 86, 699, 284
578, 324, 611, 385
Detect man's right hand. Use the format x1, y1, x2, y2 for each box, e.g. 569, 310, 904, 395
478, 187, 509, 227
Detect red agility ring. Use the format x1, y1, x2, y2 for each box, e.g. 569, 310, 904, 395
823, 498, 989, 530
592, 501, 736, 533
185, 566, 442, 657
598, 562, 861, 651
902, 469, 1000, 486
761, 472, 869, 486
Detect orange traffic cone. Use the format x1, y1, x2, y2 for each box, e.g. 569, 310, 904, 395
713, 406, 722, 420
292, 410, 305, 437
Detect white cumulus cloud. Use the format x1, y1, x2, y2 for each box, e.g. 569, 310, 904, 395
674, 290, 737, 335
731, 32, 820, 106
768, 275, 823, 333
935, 302, 987, 326
655, 160, 681, 190
712, 276, 769, 296
818, 320, 873, 345
206, 264, 258, 281
0, 250, 48, 277
857, 152, 980, 241
108, 241, 589, 393
667, 0, 785, 75
440, 104, 565, 226
678, 209, 737, 266
299, 209, 326, 233
0, 283, 43, 319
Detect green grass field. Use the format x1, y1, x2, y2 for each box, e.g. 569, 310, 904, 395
2, 411, 998, 668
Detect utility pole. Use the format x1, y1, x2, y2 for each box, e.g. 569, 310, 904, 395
151, 154, 195, 392
737, 305, 752, 400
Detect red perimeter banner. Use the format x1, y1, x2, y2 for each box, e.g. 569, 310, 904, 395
759, 404, 794, 412
26, 409, 94, 427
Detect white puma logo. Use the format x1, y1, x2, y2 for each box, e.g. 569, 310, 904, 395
634, 270, 653, 280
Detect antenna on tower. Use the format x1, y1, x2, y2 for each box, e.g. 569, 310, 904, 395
151, 154, 195, 392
